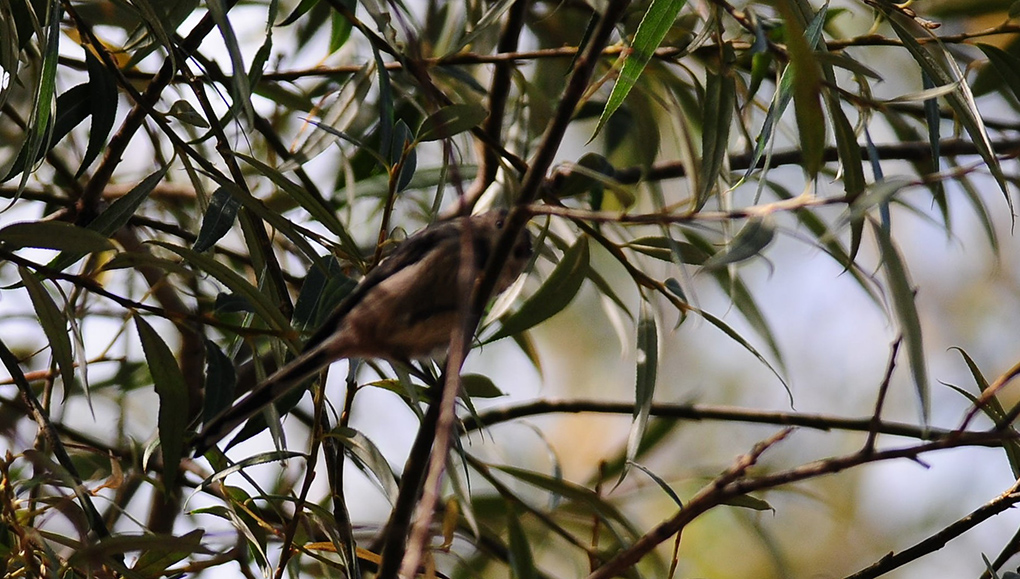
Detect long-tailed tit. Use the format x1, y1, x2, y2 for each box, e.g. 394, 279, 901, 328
193, 211, 532, 454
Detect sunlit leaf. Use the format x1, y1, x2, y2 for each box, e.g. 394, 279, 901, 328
619, 301, 658, 486
592, 0, 688, 139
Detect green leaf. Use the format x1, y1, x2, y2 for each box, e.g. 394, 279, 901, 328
979, 43, 1020, 103
68, 530, 207, 571
461, 373, 505, 398
775, 0, 825, 176
417, 103, 488, 142
699, 308, 790, 403
238, 154, 356, 250
193, 187, 241, 252
77, 49, 119, 177
131, 530, 206, 575
592, 0, 688, 139
166, 99, 210, 128
488, 236, 590, 342
696, 71, 735, 207
151, 241, 293, 333
948, 347, 1020, 478
506, 506, 538, 579
871, 220, 929, 423
620, 301, 658, 486
491, 464, 639, 537
328, 426, 399, 505
202, 340, 236, 426
625, 236, 709, 264
391, 120, 416, 192
885, 11, 1011, 215
702, 216, 776, 269
629, 461, 683, 507
18, 267, 75, 395
0, 221, 113, 252
207, 0, 254, 122
135, 316, 189, 491
292, 256, 357, 331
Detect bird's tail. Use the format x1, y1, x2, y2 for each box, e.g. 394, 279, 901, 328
192, 345, 333, 456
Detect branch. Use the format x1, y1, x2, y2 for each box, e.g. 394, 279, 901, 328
461, 398, 956, 441
845, 480, 1020, 579
586, 431, 1015, 579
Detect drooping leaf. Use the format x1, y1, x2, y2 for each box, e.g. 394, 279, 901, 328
702, 216, 776, 269
871, 220, 929, 423
202, 340, 236, 426
619, 301, 658, 486
135, 316, 189, 491
696, 71, 735, 208
206, 0, 254, 122
506, 506, 538, 579
18, 267, 75, 397
152, 241, 293, 333
488, 236, 590, 342
774, 0, 825, 176
193, 187, 241, 252
329, 426, 399, 505
77, 48, 119, 177
885, 11, 1011, 216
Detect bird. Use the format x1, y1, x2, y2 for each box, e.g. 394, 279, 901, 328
192, 210, 532, 454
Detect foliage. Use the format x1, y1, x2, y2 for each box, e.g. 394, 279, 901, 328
3, 0, 1020, 577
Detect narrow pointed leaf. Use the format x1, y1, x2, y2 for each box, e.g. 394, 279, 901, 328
871, 220, 928, 423
620, 301, 658, 486
592, 0, 688, 139
702, 216, 776, 269
696, 71, 735, 207
18, 267, 75, 393
418, 103, 488, 142
0, 221, 112, 252
135, 316, 188, 491
488, 236, 590, 341
193, 187, 242, 252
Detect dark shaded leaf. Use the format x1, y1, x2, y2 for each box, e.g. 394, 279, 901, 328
18, 267, 75, 396
702, 216, 776, 269
697, 71, 735, 207
202, 340, 236, 426
418, 103, 488, 142
166, 99, 210, 128
135, 317, 189, 491
488, 236, 590, 342
193, 187, 241, 252
77, 49, 119, 176
0, 221, 112, 252
507, 506, 537, 579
